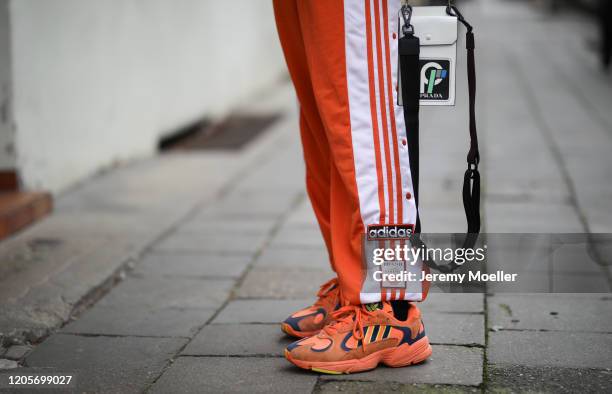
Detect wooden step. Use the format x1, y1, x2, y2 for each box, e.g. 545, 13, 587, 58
0, 192, 53, 240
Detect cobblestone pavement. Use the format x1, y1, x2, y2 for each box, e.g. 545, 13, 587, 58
1, 0, 612, 393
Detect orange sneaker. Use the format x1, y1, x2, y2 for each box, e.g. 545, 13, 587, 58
284, 302, 432, 374
281, 278, 342, 338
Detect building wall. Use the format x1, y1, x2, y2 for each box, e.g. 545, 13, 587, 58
8, 0, 284, 193
0, 0, 15, 170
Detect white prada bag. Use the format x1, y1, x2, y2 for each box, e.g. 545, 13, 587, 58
400, 6, 458, 106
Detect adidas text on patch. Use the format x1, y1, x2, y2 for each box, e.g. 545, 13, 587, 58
367, 224, 415, 240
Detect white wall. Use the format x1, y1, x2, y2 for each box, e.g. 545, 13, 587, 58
8, 0, 284, 193
0, 0, 15, 170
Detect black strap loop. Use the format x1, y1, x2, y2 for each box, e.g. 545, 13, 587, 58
446, 5, 472, 32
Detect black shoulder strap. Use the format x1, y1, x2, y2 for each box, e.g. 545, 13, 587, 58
449, 5, 481, 236
399, 5, 481, 273
398, 9, 422, 233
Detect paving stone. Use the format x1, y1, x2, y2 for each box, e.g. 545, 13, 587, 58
192, 209, 282, 221
30, 211, 168, 240
513, 59, 612, 235
62, 305, 216, 338
485, 271, 553, 293
239, 157, 305, 192
0, 230, 159, 344
488, 247, 609, 292
319, 345, 483, 386
549, 243, 605, 274
269, 237, 326, 249
248, 160, 304, 184
551, 272, 610, 292
255, 247, 330, 269
25, 334, 186, 393
0, 284, 73, 345
269, 225, 326, 249
100, 277, 234, 310
284, 208, 319, 227
275, 224, 320, 234
488, 294, 612, 332
149, 356, 318, 394
0, 360, 18, 370
43, 240, 144, 305
153, 232, 267, 255
199, 193, 295, 217
182, 324, 293, 356
483, 234, 603, 279
485, 202, 584, 233
417, 207, 469, 234
133, 253, 252, 278
212, 299, 312, 324
0, 232, 111, 302
236, 267, 333, 299
56, 154, 242, 214
426, 313, 484, 346
419, 293, 484, 314
0, 152, 261, 343
179, 216, 277, 236
2, 345, 31, 361
317, 381, 479, 394
484, 234, 610, 292
488, 330, 612, 369
284, 216, 318, 228
487, 364, 612, 394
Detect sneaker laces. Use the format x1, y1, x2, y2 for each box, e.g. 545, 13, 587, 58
321, 305, 376, 352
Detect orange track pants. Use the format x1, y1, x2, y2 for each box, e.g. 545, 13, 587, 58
273, 0, 425, 304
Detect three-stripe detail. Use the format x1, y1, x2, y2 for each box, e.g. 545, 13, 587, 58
364, 0, 404, 226
362, 325, 392, 344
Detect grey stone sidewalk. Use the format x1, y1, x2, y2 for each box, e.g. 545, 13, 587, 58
1, 0, 612, 393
